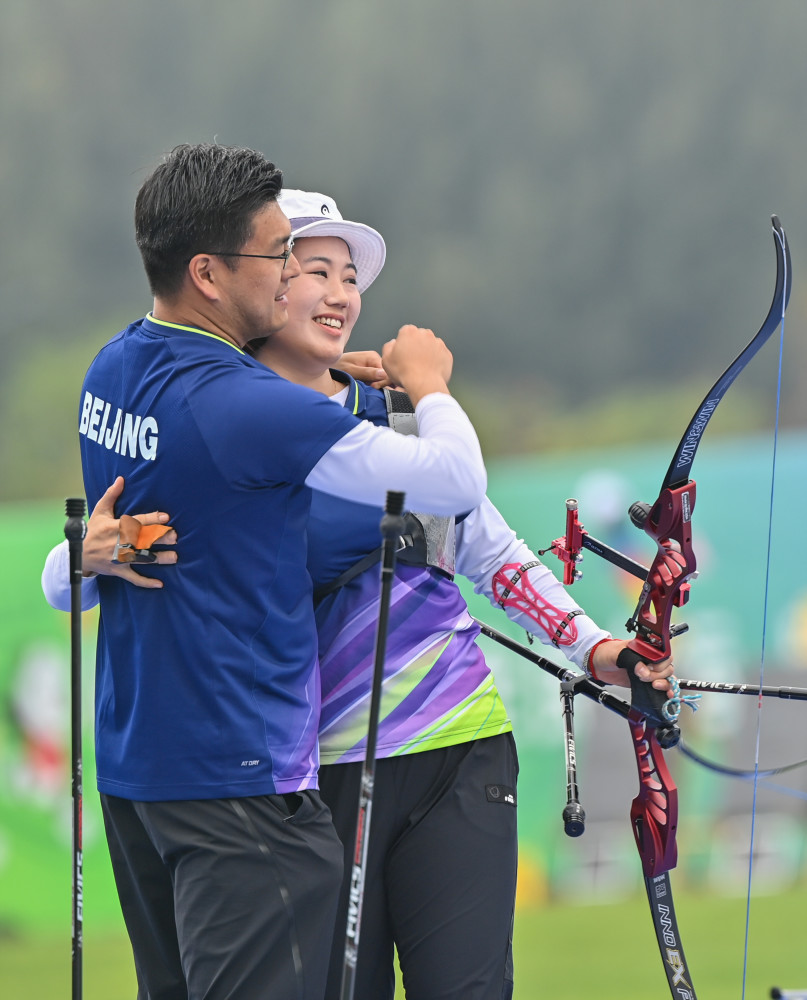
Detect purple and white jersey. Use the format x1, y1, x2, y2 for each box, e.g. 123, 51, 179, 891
310, 375, 609, 764
316, 563, 512, 764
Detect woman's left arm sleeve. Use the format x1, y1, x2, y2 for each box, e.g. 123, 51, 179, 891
455, 497, 611, 670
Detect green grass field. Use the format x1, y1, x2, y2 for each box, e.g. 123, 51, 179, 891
1, 887, 805, 998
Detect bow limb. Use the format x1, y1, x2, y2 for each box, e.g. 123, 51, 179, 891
662, 216, 790, 489
615, 216, 791, 735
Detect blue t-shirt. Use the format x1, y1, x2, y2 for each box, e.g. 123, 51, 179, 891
79, 315, 358, 800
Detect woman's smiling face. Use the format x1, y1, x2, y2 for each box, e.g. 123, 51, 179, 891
272, 235, 362, 371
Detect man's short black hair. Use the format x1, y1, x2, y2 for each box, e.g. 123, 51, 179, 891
135, 143, 284, 298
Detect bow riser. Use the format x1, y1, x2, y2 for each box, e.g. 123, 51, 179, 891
626, 482, 698, 662
629, 716, 679, 876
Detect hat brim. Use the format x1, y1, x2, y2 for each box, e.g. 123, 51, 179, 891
290, 219, 386, 294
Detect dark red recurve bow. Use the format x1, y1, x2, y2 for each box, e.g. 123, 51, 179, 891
546, 216, 791, 998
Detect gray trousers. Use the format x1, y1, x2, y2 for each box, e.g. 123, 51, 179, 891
101, 790, 343, 1000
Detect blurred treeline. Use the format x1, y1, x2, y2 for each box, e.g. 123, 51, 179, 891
2, 0, 807, 502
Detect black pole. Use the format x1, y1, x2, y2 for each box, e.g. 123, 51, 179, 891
559, 679, 586, 837
678, 678, 807, 700
64, 498, 86, 1000
475, 620, 807, 709
474, 618, 636, 724
340, 491, 406, 1000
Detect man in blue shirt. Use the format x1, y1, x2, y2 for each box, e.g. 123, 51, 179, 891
79, 143, 487, 1000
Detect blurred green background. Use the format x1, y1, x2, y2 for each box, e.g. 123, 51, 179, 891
2, 0, 807, 995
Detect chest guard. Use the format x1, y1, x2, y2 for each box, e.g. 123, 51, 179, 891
384, 389, 456, 576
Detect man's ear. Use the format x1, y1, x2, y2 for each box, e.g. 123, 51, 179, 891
187, 254, 221, 302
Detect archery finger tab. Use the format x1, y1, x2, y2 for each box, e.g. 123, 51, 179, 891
113, 514, 173, 564
136, 523, 173, 548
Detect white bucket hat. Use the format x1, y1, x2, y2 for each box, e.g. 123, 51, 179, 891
278, 189, 386, 293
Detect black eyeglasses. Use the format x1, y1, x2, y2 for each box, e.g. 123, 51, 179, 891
202, 238, 295, 269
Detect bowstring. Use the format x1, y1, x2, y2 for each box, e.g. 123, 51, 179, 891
742, 264, 787, 999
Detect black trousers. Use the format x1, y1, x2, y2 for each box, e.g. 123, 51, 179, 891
100, 790, 343, 1000
319, 733, 519, 1000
